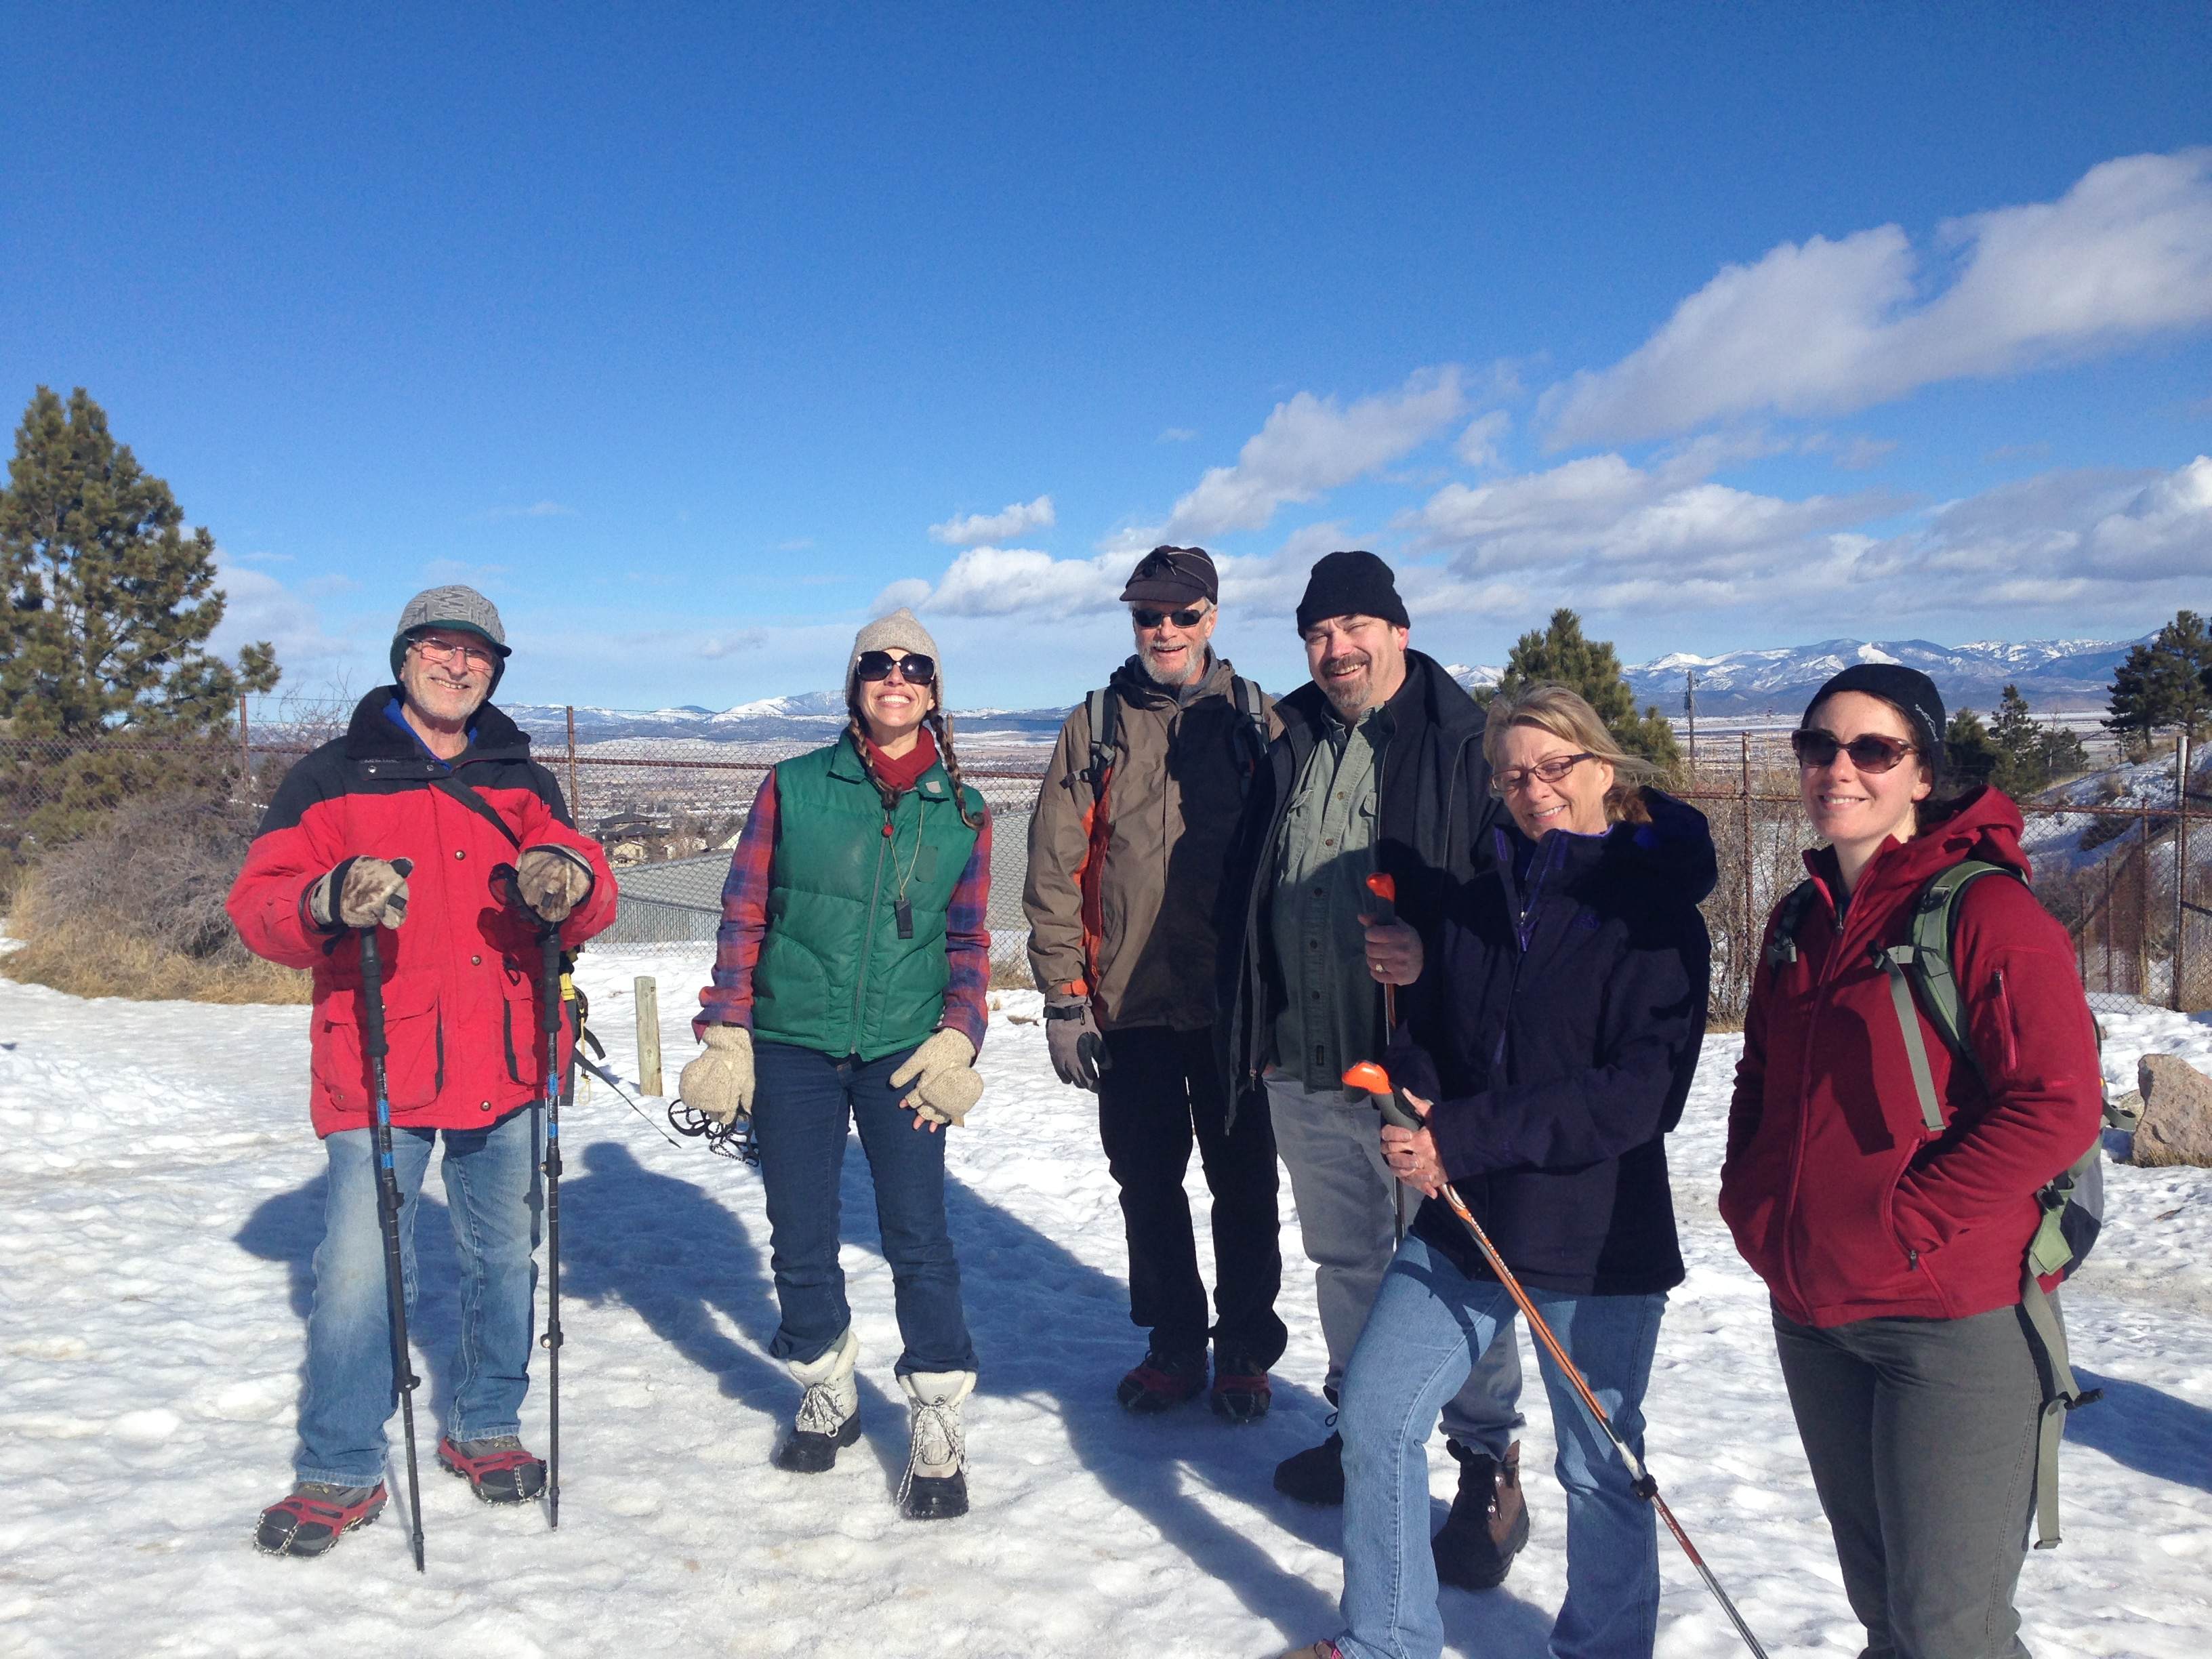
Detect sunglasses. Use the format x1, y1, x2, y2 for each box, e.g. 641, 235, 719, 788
855, 650, 936, 684
1132, 605, 1210, 630
1790, 729, 1916, 773
1490, 752, 1597, 796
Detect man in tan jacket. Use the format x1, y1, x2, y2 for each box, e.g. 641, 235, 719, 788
1024, 546, 1286, 1421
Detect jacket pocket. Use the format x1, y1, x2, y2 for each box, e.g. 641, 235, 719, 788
312, 978, 444, 1112
502, 974, 548, 1089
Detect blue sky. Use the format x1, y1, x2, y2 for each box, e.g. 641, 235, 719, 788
4, 3, 2209, 710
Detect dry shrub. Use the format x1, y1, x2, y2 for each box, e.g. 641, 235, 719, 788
1, 792, 310, 1004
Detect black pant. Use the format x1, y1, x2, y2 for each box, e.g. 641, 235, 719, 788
1097, 1025, 1286, 1368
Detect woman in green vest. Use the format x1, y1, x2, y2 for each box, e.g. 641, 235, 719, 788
680, 608, 993, 1520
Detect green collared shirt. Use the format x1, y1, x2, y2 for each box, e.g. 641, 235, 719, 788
1268, 703, 1391, 1092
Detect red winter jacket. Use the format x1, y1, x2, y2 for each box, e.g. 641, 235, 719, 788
1718, 787, 2102, 1328
227, 690, 618, 1137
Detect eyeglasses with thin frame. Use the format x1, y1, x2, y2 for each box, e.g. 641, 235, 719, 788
855, 650, 937, 684
1490, 752, 1598, 796
1131, 604, 1210, 631
1790, 729, 1916, 773
410, 635, 497, 671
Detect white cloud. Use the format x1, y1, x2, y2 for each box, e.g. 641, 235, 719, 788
476, 500, 577, 521
1155, 367, 1467, 541
1158, 427, 1197, 443
208, 550, 376, 693
1455, 410, 1512, 469
928, 494, 1057, 546
1544, 148, 2212, 447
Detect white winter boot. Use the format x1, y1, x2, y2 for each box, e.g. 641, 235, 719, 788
897, 1369, 974, 1520
775, 1327, 861, 1473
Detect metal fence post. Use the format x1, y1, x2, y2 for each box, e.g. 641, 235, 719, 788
237, 693, 252, 804
2137, 804, 2152, 998
2177, 732, 2193, 1012
565, 706, 581, 821
1740, 734, 1755, 1014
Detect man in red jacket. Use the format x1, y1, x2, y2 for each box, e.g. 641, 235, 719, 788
227, 586, 617, 1557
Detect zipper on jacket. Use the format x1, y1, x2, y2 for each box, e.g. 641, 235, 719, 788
846, 804, 896, 1051
1778, 880, 1851, 1320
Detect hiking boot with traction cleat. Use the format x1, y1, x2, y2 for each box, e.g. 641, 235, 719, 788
1273, 1428, 1344, 1505
1433, 1438, 1530, 1591
437, 1435, 548, 1504
254, 1481, 388, 1557
1115, 1346, 1206, 1414
775, 1327, 862, 1473
1209, 1350, 1273, 1425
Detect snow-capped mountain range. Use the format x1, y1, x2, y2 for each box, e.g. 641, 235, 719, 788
485, 635, 2140, 744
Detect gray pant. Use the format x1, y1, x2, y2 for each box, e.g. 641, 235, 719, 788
1265, 1073, 1523, 1456
1773, 1304, 2045, 1659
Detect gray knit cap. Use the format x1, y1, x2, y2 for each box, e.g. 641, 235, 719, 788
844, 607, 945, 708
390, 584, 511, 693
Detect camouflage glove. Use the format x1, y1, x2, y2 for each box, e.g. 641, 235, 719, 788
307, 857, 410, 931
516, 844, 596, 924
1044, 994, 1109, 1091
678, 1025, 754, 1126
890, 1029, 982, 1128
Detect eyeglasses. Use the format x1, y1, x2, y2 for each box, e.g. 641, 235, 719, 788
1491, 753, 1597, 796
855, 650, 937, 684
1132, 605, 1210, 630
1790, 729, 1916, 773
411, 636, 497, 671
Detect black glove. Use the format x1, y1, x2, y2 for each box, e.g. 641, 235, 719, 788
1044, 994, 1110, 1091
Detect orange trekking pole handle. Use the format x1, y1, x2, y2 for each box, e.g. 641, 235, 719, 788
1363, 872, 1400, 1033
1343, 1060, 1771, 1659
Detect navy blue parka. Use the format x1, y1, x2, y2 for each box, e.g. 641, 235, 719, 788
1387, 788, 1715, 1297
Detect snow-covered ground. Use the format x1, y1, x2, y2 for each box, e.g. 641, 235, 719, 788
3, 946, 2208, 1659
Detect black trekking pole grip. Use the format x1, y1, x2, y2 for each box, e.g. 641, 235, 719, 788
359, 929, 388, 1061
536, 920, 565, 1530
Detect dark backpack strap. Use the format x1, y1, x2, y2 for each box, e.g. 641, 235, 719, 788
1765, 879, 1820, 972
430, 769, 525, 851
1229, 675, 1269, 768
1080, 687, 1115, 792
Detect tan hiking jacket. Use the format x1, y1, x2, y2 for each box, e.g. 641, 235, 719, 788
1023, 653, 1277, 1033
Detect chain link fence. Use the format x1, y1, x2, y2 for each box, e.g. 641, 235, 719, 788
5, 701, 2207, 1016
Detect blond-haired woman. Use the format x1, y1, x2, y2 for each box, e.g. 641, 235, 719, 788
1287, 684, 1713, 1659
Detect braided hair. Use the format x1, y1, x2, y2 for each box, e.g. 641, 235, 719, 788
844, 708, 902, 817
926, 707, 985, 832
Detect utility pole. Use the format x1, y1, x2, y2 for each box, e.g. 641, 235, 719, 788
1684, 670, 1698, 769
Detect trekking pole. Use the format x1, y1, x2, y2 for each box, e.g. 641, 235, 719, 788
1345, 1061, 1772, 1659
536, 921, 567, 1529
357, 909, 427, 1574
1362, 873, 1408, 1248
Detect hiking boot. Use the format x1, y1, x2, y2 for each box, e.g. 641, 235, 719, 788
253, 1481, 388, 1557
1272, 1430, 1344, 1506
438, 1435, 548, 1504
775, 1326, 861, 1473
1433, 1438, 1529, 1591
898, 1369, 974, 1521
1209, 1349, 1273, 1425
1114, 1345, 1206, 1414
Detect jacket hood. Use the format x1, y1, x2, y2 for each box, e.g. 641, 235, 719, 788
344, 686, 532, 764
1274, 648, 1477, 741
1804, 783, 2030, 895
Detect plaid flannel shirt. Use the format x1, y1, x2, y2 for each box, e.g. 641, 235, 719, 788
695, 767, 992, 1051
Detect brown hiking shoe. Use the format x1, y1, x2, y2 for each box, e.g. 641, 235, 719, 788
1433, 1438, 1529, 1590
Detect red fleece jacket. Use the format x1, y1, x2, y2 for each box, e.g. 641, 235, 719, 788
1719, 787, 2103, 1328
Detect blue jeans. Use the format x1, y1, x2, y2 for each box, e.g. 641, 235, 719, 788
1336, 1232, 1664, 1659
753, 1041, 977, 1376
296, 1107, 542, 1487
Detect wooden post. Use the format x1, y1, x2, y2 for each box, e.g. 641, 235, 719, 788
565, 705, 581, 821
634, 977, 663, 1096
237, 693, 253, 804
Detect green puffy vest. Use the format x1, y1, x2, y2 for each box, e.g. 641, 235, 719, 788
752, 733, 986, 1061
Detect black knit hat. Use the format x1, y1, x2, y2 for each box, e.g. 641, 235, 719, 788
1803, 663, 1946, 768
1294, 550, 1410, 634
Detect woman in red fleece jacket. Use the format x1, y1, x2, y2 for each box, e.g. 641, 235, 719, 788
1720, 664, 2102, 1659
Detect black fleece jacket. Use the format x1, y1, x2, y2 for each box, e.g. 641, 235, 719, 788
1388, 790, 1715, 1296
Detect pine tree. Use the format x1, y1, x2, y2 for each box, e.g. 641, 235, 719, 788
0, 386, 278, 737
1946, 708, 1997, 787
0, 386, 281, 878
1491, 607, 1682, 769
2105, 611, 2212, 745
1988, 684, 2048, 798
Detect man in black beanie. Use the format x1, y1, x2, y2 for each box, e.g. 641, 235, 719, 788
1217, 551, 1533, 1588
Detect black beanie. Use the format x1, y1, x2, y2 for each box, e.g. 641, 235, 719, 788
1294, 550, 1410, 634
1803, 664, 1946, 768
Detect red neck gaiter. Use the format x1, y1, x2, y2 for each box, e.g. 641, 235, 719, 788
865, 726, 939, 794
